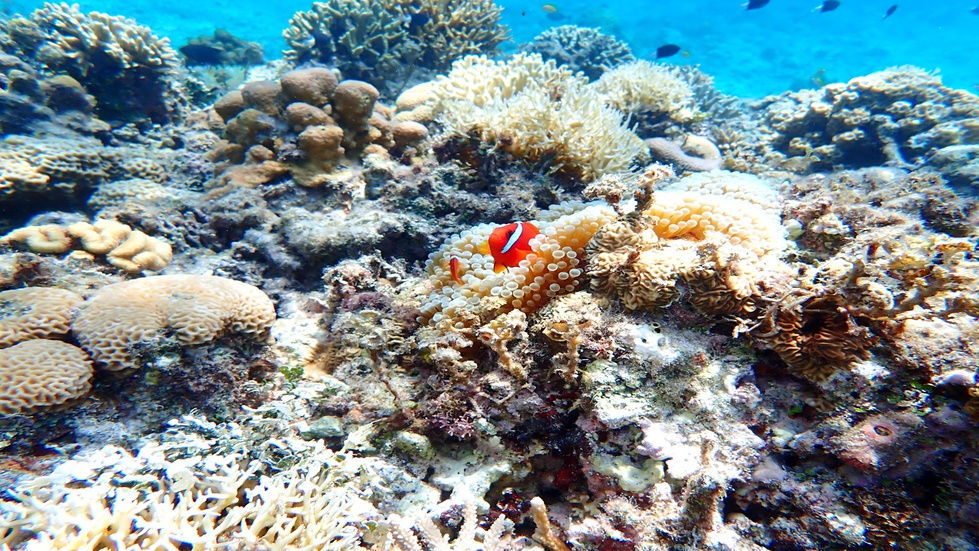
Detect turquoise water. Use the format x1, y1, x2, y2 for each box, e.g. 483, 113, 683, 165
8, 0, 978, 97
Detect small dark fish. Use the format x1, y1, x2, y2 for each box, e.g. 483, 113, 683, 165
818, 1, 840, 12
744, 0, 770, 10
655, 44, 682, 59
179, 43, 225, 65
312, 31, 332, 50
406, 12, 431, 34
883, 4, 897, 19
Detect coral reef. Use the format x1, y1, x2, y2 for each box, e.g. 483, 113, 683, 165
0, 2, 184, 123
592, 60, 696, 129
753, 66, 979, 174
521, 25, 634, 81
282, 0, 508, 89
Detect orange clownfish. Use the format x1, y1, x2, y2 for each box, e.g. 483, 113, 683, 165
448, 255, 463, 285
487, 222, 540, 273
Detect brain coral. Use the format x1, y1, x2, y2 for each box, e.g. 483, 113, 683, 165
0, 339, 93, 414
0, 287, 85, 347
71, 275, 276, 371
0, 136, 169, 199
283, 0, 508, 85
755, 66, 979, 173
435, 54, 647, 181
0, 2, 183, 123
420, 201, 617, 327
521, 25, 635, 81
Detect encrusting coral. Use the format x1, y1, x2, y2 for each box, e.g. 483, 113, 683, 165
0, 2, 183, 123
282, 0, 508, 86
71, 274, 276, 371
0, 135, 170, 200
2, 219, 173, 274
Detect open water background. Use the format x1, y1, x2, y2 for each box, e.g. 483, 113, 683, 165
6, 0, 978, 97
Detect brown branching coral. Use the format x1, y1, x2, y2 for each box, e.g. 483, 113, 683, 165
755, 291, 877, 381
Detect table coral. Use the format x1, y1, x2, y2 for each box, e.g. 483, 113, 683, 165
0, 339, 93, 414
283, 0, 508, 86
0, 2, 183, 123
71, 274, 276, 371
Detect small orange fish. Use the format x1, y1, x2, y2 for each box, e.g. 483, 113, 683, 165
488, 222, 540, 273
448, 255, 463, 285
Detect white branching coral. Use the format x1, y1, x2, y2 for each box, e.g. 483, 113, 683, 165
0, 411, 363, 551
591, 60, 695, 123
380, 495, 513, 551
433, 54, 647, 181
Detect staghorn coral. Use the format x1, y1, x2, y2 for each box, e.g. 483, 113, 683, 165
0, 135, 169, 200
0, 2, 183, 123
0, 287, 84, 347
419, 201, 616, 327
754, 66, 979, 173
0, 339, 93, 414
0, 414, 364, 550
71, 274, 276, 371
591, 60, 696, 127
2, 219, 173, 274
521, 25, 634, 81
434, 54, 647, 182
283, 0, 508, 86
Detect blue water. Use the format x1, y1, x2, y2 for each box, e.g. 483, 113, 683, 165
6, 0, 978, 97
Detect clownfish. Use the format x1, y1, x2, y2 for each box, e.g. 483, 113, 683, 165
487, 222, 540, 273
448, 255, 463, 285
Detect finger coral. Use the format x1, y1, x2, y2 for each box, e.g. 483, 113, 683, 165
2, 219, 173, 274
420, 201, 617, 327
71, 274, 276, 371
0, 339, 93, 414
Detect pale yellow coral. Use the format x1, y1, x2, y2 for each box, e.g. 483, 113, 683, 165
591, 60, 695, 123
435, 55, 646, 181
71, 275, 276, 371
420, 202, 616, 326
3, 219, 172, 274
0, 287, 85, 348
0, 339, 93, 414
